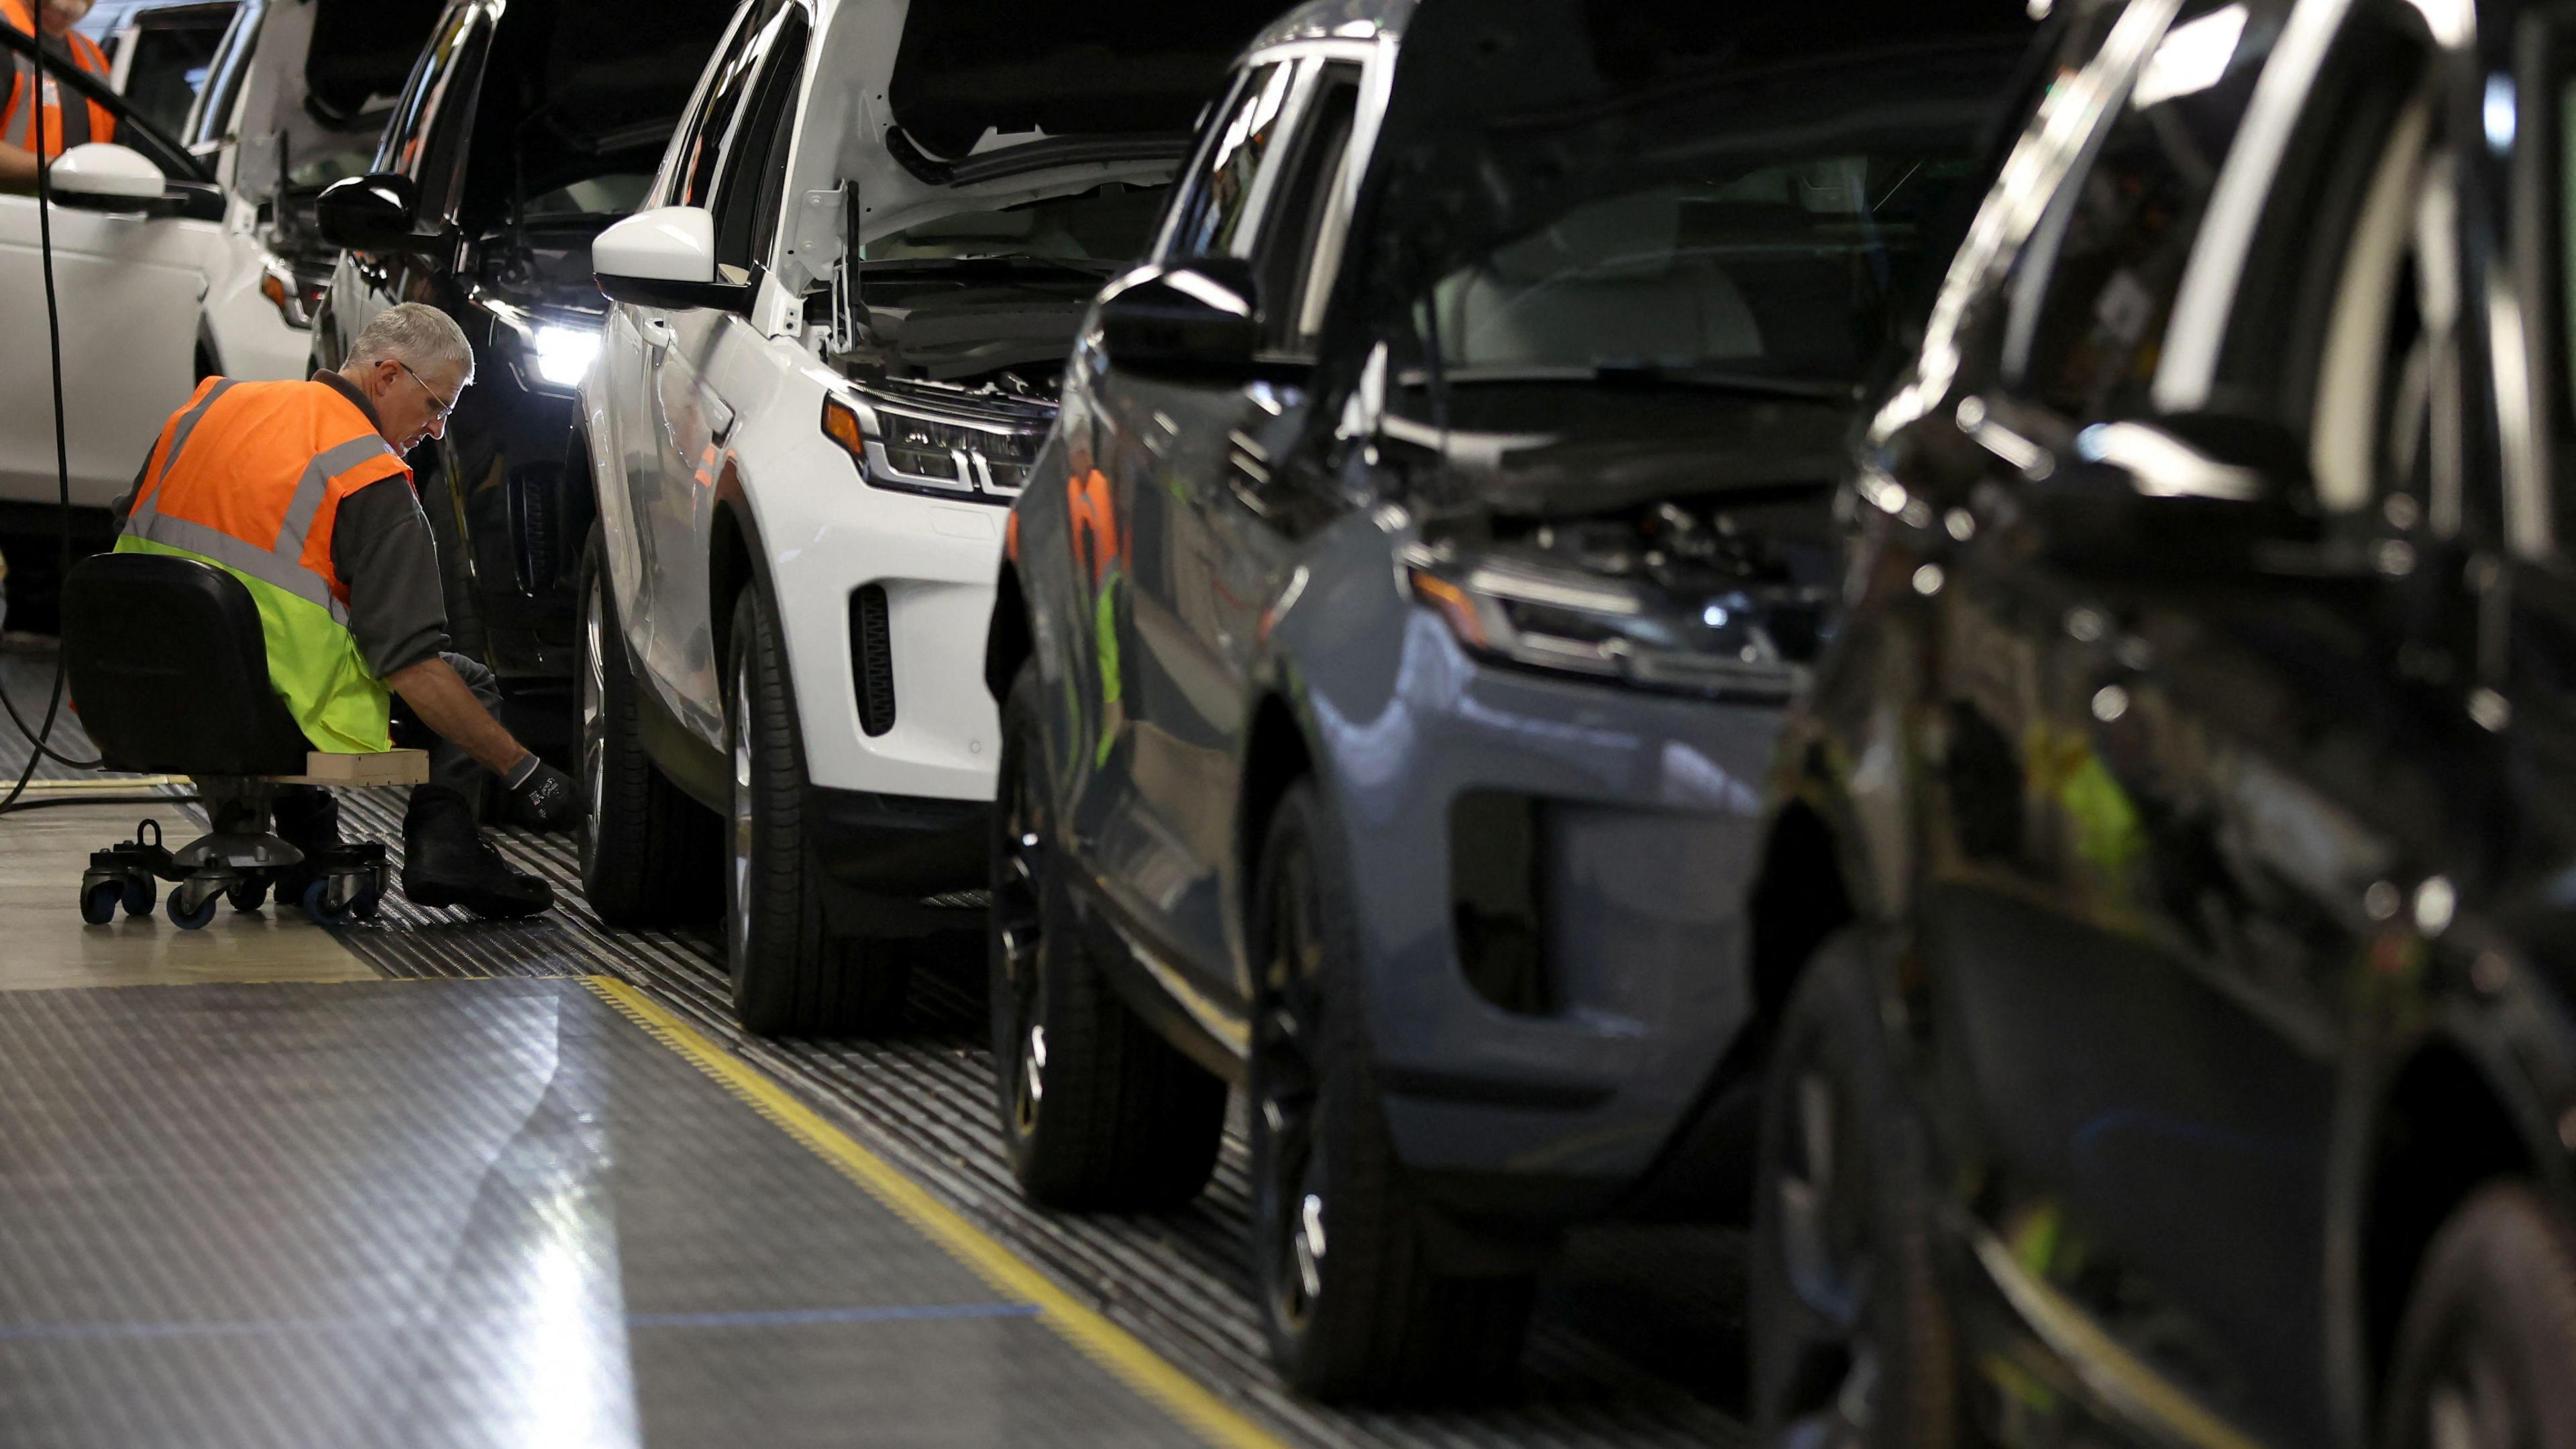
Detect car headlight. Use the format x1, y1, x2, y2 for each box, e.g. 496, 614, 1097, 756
531, 324, 602, 389
258, 257, 329, 330
1403, 543, 1807, 700
820, 392, 1043, 506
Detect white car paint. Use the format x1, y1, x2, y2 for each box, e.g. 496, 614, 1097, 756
0, 182, 216, 508
582, 0, 1186, 804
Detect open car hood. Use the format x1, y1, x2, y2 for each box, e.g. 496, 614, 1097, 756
820, 0, 1285, 243
231, 0, 443, 201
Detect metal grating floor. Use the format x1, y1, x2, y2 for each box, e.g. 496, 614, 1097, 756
315, 788, 1748, 1449
0, 977, 1216, 1449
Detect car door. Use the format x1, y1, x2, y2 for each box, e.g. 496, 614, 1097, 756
631, 0, 794, 737
0, 35, 218, 511
593, 3, 749, 700
1907, 4, 2434, 1441
1069, 54, 1314, 994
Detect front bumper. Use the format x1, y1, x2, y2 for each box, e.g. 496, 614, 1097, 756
1312, 611, 1785, 1223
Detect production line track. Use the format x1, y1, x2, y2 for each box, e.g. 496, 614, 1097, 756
323, 788, 1750, 1449
1, 647, 1748, 1447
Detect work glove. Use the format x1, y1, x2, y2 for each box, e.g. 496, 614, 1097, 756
505, 755, 582, 831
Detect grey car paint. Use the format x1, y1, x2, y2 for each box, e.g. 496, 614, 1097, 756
1011, 351, 1775, 1212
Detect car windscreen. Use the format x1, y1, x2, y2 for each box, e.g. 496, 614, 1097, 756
1415, 148, 1986, 392
858, 181, 1171, 266
887, 0, 1285, 162
458, 0, 733, 231
1378, 30, 2032, 398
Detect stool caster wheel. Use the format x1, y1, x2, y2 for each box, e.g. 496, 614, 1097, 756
227, 879, 268, 913
168, 883, 220, 930
301, 877, 357, 927
123, 874, 155, 918
80, 881, 121, 925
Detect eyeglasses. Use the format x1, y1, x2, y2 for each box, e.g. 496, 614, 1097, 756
394, 360, 465, 423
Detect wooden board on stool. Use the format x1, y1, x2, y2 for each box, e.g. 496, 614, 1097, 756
266, 749, 431, 787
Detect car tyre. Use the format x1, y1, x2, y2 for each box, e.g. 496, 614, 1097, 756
727, 580, 908, 1036
2381, 1180, 2576, 1449
1750, 930, 1954, 1449
577, 529, 720, 927
989, 659, 1224, 1210
1248, 780, 1534, 1403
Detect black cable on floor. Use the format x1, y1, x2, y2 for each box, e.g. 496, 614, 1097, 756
0, 667, 103, 769
0, 793, 200, 816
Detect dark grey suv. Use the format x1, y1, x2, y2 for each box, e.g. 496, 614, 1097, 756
983, 0, 2039, 1401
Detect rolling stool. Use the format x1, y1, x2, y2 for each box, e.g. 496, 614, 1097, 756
59, 553, 425, 928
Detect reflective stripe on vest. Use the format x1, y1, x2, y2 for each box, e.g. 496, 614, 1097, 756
1, 1, 108, 155
119, 377, 411, 753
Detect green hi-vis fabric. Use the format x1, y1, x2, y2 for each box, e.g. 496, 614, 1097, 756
113, 535, 392, 753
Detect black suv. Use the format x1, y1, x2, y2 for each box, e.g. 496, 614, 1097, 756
1746, 0, 2576, 1445
311, 0, 733, 745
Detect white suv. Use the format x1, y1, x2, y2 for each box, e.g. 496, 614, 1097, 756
576, 0, 1279, 1034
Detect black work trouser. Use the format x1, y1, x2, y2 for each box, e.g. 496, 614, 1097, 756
275, 652, 504, 845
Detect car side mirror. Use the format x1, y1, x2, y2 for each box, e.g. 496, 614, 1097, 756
592, 205, 752, 313
2028, 413, 2320, 570
315, 172, 448, 255
1092, 258, 1264, 377
48, 143, 165, 211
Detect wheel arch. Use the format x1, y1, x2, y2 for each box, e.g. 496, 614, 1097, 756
1748, 800, 1856, 1025
985, 558, 1032, 705
709, 462, 766, 665
2349, 1038, 2544, 1401
1235, 690, 1318, 914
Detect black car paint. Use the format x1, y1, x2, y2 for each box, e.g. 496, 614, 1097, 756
315, 0, 729, 742
1754, 0, 2576, 1442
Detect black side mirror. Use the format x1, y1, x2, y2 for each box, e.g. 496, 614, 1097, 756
2028, 413, 2319, 570
315, 172, 445, 254
1093, 258, 1263, 377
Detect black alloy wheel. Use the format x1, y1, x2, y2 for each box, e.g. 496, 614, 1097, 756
576, 528, 718, 927
1750, 932, 1953, 1449
987, 660, 1224, 1209
1248, 782, 1534, 1403
724, 580, 908, 1036
2382, 1181, 2576, 1449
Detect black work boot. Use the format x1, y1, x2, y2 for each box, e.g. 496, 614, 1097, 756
402, 785, 554, 919
271, 786, 340, 904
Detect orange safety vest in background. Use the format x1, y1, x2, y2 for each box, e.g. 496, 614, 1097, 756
1, 0, 114, 158
116, 378, 411, 752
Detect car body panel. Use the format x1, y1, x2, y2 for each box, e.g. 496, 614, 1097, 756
1759, 0, 2576, 1442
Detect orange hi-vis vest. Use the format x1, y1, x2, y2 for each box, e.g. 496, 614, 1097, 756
1, 0, 113, 159
116, 377, 411, 753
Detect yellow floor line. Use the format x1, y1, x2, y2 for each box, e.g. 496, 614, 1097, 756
581, 975, 1291, 1449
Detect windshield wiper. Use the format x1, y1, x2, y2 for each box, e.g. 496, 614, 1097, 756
852, 256, 1122, 280
1585, 366, 1855, 400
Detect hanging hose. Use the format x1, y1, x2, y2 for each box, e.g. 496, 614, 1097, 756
0, 28, 110, 815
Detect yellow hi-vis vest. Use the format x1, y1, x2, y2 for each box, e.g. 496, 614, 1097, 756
115, 376, 411, 753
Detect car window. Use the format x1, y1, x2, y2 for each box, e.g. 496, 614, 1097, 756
182, 0, 259, 151
1161, 59, 1298, 260
374, 6, 478, 185
708, 4, 808, 278
1252, 62, 1363, 356
2006, 0, 2274, 421
672, 0, 778, 211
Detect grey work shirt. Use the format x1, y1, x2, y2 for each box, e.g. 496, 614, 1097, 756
118, 372, 452, 679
